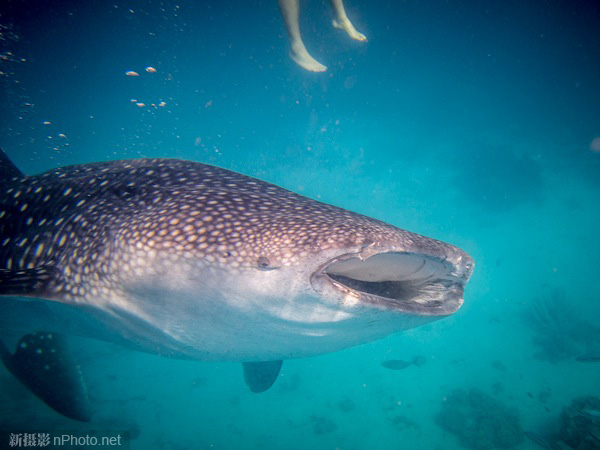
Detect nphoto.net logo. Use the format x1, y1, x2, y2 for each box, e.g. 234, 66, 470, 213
0, 430, 130, 449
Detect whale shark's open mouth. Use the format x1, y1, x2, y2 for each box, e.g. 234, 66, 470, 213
316, 252, 469, 315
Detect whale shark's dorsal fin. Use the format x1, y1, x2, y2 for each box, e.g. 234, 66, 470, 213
0, 149, 75, 301
242, 360, 283, 393
0, 148, 24, 181
0, 332, 91, 421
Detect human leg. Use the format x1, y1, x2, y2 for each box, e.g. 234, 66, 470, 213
278, 0, 327, 71
329, 0, 367, 41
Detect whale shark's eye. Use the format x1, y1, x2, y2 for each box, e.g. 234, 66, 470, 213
257, 256, 271, 269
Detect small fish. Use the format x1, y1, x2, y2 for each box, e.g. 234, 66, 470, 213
125, 70, 139, 77
381, 360, 413, 370
381, 355, 427, 370
145, 66, 156, 73
575, 352, 600, 362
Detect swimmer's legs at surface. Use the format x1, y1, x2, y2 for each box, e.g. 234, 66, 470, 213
278, 0, 327, 72
330, 0, 367, 41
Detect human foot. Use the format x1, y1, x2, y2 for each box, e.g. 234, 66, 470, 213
290, 42, 327, 72
333, 17, 367, 41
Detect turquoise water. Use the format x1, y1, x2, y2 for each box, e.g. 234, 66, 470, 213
1, 0, 599, 449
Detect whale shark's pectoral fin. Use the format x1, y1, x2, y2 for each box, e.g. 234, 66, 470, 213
242, 360, 283, 393
0, 332, 91, 421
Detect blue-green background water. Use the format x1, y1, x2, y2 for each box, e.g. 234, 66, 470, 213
1, 0, 599, 448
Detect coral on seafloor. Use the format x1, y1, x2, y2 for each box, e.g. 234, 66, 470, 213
527, 287, 600, 362
436, 388, 524, 449
559, 396, 600, 450
310, 415, 337, 435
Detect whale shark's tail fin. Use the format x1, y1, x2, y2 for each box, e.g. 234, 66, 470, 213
0, 332, 92, 421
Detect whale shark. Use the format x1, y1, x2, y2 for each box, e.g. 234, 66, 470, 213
0, 148, 474, 420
